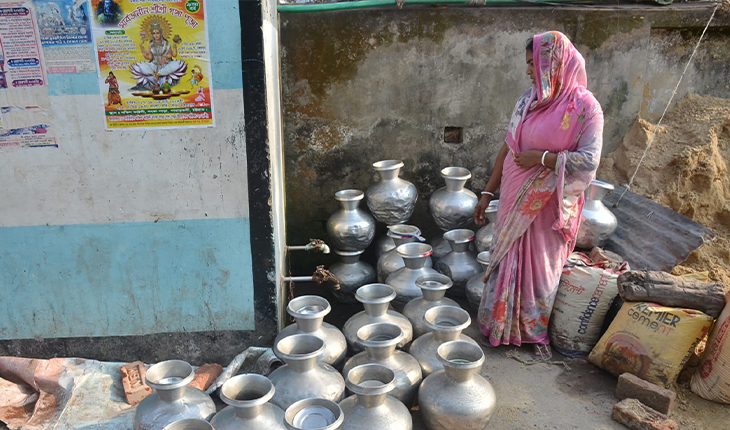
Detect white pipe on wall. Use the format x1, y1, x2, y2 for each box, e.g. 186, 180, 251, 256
261, 0, 288, 330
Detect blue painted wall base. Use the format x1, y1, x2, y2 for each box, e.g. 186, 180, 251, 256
0, 218, 254, 339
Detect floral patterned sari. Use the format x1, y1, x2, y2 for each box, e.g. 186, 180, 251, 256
478, 31, 604, 346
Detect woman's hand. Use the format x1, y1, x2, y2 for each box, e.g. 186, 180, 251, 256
474, 194, 492, 226
513, 150, 544, 169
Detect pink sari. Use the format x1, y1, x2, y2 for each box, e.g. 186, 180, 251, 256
478, 32, 604, 346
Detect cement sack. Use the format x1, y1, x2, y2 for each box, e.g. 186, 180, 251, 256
588, 301, 714, 387
549, 252, 629, 358
691, 290, 730, 404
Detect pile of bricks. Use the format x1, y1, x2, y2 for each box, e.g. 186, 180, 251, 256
612, 373, 678, 430
120, 361, 223, 405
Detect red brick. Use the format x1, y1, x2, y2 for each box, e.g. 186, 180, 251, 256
616, 373, 676, 415
612, 399, 678, 430
120, 361, 152, 405
189, 363, 223, 391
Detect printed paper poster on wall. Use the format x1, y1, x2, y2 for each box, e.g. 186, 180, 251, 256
90, 0, 214, 130
0, 2, 56, 148
33, 0, 96, 74
0, 2, 46, 88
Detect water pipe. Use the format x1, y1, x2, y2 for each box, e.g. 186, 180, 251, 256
278, 0, 588, 13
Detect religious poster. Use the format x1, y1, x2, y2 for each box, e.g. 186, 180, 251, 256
33, 0, 96, 74
0, 2, 46, 88
90, 0, 214, 130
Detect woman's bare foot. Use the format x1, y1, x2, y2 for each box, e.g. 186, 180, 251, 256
532, 344, 552, 360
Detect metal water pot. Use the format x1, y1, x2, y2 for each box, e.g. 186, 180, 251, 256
162, 420, 214, 430
475, 199, 499, 252
339, 364, 413, 430
429, 234, 452, 262
210, 374, 286, 430
402, 274, 458, 338
365, 160, 418, 225
329, 250, 376, 303
274, 295, 347, 368
284, 398, 344, 430
342, 284, 413, 354
373, 234, 396, 260
435, 229, 482, 297
133, 360, 216, 430
576, 180, 618, 249
385, 243, 440, 310
326, 189, 376, 252
408, 305, 477, 377
418, 341, 496, 430
428, 167, 478, 231
377, 225, 431, 282
465, 251, 490, 311
342, 323, 423, 407
269, 334, 346, 411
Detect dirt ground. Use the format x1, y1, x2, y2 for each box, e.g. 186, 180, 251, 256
598, 94, 730, 286
405, 302, 730, 430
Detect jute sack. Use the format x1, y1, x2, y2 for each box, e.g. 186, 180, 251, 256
691, 290, 730, 404
588, 301, 713, 387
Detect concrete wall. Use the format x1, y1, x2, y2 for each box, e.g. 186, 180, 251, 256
280, 6, 730, 271
0, 0, 278, 364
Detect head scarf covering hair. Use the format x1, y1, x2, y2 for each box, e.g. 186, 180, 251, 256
506, 31, 600, 154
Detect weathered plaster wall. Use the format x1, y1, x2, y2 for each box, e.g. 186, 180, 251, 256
280, 7, 730, 270
0, 0, 277, 364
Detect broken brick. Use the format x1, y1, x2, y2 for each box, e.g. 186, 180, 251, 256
120, 361, 152, 405
616, 373, 676, 415
189, 363, 223, 391
612, 398, 678, 430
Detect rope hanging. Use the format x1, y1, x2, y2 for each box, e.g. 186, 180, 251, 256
613, 3, 720, 208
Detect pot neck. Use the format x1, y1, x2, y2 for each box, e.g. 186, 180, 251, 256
433, 329, 461, 343
392, 236, 418, 247
296, 317, 323, 333
364, 343, 396, 361
447, 242, 470, 252
363, 302, 388, 317
486, 212, 498, 224
157, 386, 187, 403
377, 167, 401, 181
340, 200, 361, 211
403, 256, 428, 269
422, 289, 447, 301
340, 254, 360, 264
234, 404, 264, 419
285, 356, 318, 373
444, 364, 477, 382
444, 178, 467, 192
356, 393, 388, 408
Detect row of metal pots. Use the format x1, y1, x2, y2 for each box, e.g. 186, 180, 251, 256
133, 282, 496, 430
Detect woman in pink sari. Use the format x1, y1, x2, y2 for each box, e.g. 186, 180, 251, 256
474, 31, 603, 359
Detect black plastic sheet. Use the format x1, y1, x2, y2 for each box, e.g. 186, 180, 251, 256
598, 183, 715, 272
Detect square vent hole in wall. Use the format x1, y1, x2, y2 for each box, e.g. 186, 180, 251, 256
444, 127, 463, 144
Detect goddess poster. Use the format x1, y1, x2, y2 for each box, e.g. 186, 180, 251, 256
90, 0, 214, 129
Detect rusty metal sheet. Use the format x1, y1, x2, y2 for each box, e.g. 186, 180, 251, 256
599, 182, 715, 272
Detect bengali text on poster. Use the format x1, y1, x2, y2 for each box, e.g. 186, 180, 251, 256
90, 0, 214, 130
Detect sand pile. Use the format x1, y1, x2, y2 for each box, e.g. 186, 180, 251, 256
599, 94, 730, 286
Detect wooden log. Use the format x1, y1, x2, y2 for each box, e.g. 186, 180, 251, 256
617, 270, 726, 318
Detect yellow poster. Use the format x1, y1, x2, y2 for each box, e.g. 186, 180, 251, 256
90, 0, 213, 130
